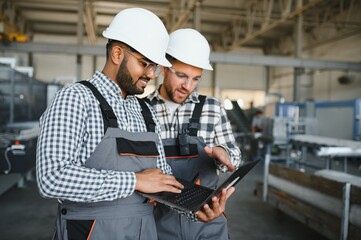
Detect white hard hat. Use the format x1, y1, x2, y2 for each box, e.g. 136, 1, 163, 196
103, 8, 171, 67
166, 28, 213, 70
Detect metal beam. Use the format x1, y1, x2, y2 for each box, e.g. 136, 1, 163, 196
293, 0, 303, 102
1, 42, 361, 71
193, 1, 201, 31
76, 0, 84, 82
170, 0, 202, 32
210, 52, 361, 71
83, 0, 97, 45
0, 41, 105, 55
238, 0, 323, 46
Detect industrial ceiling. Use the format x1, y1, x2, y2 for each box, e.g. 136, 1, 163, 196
1, 0, 360, 56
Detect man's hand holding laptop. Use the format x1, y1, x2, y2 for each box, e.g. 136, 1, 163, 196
195, 187, 235, 222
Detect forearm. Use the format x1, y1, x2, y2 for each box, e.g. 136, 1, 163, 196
36, 156, 136, 202
214, 108, 242, 171
214, 144, 241, 172
36, 125, 136, 202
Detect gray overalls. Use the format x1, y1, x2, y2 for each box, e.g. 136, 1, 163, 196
54, 81, 160, 240
153, 95, 229, 240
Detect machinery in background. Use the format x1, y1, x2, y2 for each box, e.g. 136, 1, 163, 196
258, 99, 361, 240
265, 99, 361, 142
0, 12, 29, 44
0, 60, 48, 195
263, 99, 361, 171
257, 99, 361, 240
225, 100, 253, 162
1, 122, 39, 174
264, 101, 314, 138
225, 100, 274, 162
0, 122, 39, 191
226, 95, 361, 169
312, 99, 361, 141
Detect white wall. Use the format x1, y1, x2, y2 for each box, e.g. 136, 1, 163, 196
269, 33, 361, 102
0, 34, 106, 84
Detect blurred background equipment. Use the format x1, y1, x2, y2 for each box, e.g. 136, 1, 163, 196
0, 60, 48, 195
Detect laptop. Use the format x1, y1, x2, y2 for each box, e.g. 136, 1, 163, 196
138, 160, 259, 214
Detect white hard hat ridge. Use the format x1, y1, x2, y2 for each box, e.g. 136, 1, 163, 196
166, 28, 213, 70
102, 8, 171, 67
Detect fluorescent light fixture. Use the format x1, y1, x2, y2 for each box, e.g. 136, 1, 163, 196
237, 99, 244, 108
224, 99, 233, 110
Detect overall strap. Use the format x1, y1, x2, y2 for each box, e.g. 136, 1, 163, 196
137, 98, 156, 132
78, 81, 118, 132
188, 95, 206, 136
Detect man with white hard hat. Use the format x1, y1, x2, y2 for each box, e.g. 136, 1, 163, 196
147, 28, 241, 239
36, 8, 183, 239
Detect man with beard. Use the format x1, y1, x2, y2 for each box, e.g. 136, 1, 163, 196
147, 28, 242, 240
36, 8, 184, 239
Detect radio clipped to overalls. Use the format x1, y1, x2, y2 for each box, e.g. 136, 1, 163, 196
177, 113, 202, 156
54, 81, 159, 240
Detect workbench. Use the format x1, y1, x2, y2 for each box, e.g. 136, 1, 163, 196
290, 134, 361, 172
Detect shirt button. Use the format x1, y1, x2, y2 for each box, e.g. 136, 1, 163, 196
61, 208, 67, 215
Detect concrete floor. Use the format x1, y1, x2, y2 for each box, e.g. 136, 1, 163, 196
0, 161, 340, 240
223, 162, 329, 240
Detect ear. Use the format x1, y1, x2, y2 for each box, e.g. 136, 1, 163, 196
111, 45, 124, 65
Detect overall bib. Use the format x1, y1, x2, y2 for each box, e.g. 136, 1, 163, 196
154, 95, 229, 240
54, 81, 159, 240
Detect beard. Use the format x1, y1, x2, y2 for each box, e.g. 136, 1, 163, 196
116, 59, 147, 96
162, 77, 190, 104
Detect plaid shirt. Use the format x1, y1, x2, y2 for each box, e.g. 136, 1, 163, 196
147, 88, 241, 172
36, 71, 171, 202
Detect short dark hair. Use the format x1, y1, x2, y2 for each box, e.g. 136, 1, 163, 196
166, 54, 177, 63
105, 40, 137, 59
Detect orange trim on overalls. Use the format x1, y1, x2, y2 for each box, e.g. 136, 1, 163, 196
119, 153, 160, 158
195, 179, 201, 185
165, 155, 199, 159
86, 219, 96, 240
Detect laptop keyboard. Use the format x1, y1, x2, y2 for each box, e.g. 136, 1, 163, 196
166, 183, 213, 210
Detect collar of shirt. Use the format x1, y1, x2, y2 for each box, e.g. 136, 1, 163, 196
91, 70, 137, 103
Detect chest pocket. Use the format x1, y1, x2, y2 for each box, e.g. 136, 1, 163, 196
117, 137, 159, 158
79, 81, 159, 172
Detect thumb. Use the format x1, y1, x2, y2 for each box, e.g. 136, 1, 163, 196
204, 146, 213, 157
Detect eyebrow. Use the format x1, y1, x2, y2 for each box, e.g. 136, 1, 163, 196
142, 57, 154, 64
136, 54, 154, 64
180, 71, 202, 78
117, 43, 155, 64
171, 68, 202, 78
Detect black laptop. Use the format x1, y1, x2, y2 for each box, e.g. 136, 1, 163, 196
138, 160, 259, 214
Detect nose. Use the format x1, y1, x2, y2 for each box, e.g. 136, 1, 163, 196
145, 68, 156, 79
182, 78, 193, 90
